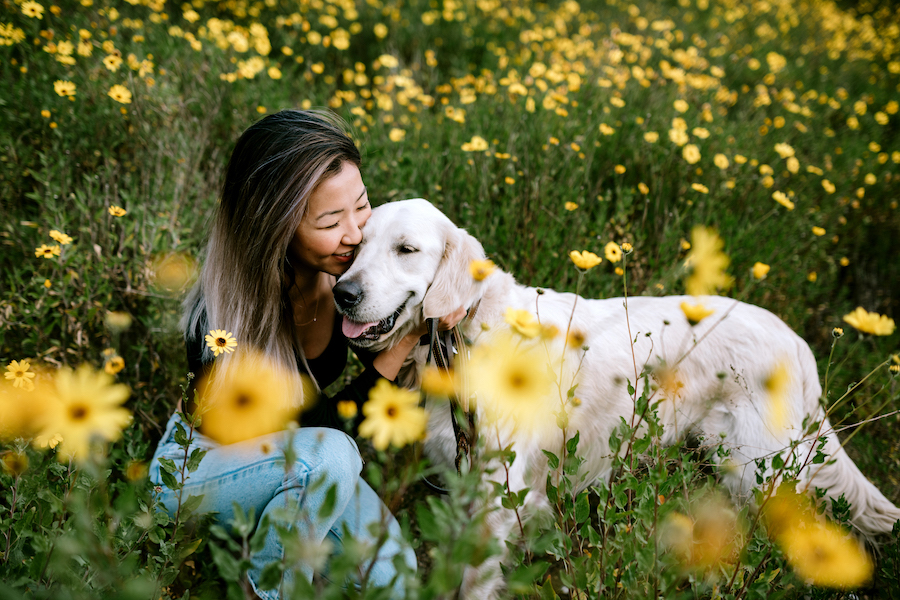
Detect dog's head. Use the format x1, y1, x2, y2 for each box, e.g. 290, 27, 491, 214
333, 198, 485, 350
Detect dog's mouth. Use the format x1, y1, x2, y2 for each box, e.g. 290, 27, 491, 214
341, 296, 411, 341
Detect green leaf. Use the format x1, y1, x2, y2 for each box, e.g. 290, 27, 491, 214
173, 422, 189, 446
575, 492, 590, 523
566, 431, 580, 454
542, 449, 560, 470
318, 483, 337, 520
180, 493, 204, 518
258, 560, 283, 591
157, 457, 179, 474
159, 469, 181, 491
186, 447, 207, 473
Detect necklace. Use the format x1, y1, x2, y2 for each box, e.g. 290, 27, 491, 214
293, 283, 322, 327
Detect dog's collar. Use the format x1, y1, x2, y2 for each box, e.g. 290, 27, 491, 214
418, 299, 482, 346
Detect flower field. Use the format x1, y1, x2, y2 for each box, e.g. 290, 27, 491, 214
2, 0, 900, 597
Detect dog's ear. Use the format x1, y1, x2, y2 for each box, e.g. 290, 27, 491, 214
423, 225, 486, 319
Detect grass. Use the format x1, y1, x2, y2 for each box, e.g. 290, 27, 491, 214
1, 0, 899, 597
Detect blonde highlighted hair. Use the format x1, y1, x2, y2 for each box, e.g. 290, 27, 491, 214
183, 109, 361, 399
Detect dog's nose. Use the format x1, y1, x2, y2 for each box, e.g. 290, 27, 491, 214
333, 279, 363, 311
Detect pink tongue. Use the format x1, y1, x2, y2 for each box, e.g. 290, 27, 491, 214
342, 315, 379, 339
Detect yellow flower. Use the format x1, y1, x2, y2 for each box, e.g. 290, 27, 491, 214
682, 144, 701, 164
680, 302, 714, 325
833, 327, 844, 338
469, 259, 496, 282
674, 99, 689, 112
198, 350, 302, 445
359, 379, 426, 450
53, 80, 76, 98
336, 400, 358, 420
125, 460, 148, 481
49, 230, 73, 245
105, 311, 133, 331
638, 182, 649, 194
684, 226, 732, 296
691, 127, 709, 139
389, 128, 405, 142
614, 164, 626, 174
565, 329, 587, 350
786, 157, 799, 173
569, 250, 601, 270
564, 201, 579, 211
604, 242, 622, 263
822, 179, 836, 194
764, 489, 873, 588
103, 54, 123, 71
504, 307, 541, 339
150, 252, 198, 293
420, 365, 457, 397
461, 135, 488, 152
37, 364, 132, 462
108, 205, 127, 217
714, 153, 729, 169
104, 356, 125, 375
752, 262, 770, 279
1, 451, 29, 477
22, 1, 44, 18
621, 242, 633, 253
773, 142, 795, 158
108, 84, 132, 104
35, 244, 61, 259
764, 362, 790, 430
691, 183, 709, 194
468, 332, 555, 434
842, 307, 896, 336
811, 226, 826, 237
267, 67, 282, 79
669, 128, 689, 146
772, 191, 794, 210
660, 492, 742, 572
5, 360, 36, 391
644, 131, 659, 143
205, 329, 238, 356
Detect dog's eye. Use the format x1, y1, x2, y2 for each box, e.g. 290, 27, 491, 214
397, 244, 418, 254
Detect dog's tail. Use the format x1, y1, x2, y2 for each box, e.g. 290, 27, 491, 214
796, 346, 900, 539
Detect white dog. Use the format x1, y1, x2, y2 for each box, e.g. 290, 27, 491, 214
334, 198, 899, 597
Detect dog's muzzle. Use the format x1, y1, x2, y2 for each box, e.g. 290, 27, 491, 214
338, 294, 412, 342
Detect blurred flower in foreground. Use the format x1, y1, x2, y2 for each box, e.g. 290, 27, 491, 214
680, 302, 714, 325
198, 349, 303, 445
842, 307, 895, 336
469, 259, 495, 282
569, 250, 601, 270
764, 487, 873, 588
504, 307, 541, 338
150, 252, 198, 294
752, 262, 770, 280
420, 365, 457, 397
772, 191, 794, 210
104, 355, 125, 375
684, 226, 732, 296
5, 360, 36, 391
206, 329, 238, 356
764, 362, 790, 431
359, 379, 426, 450
336, 400, 358, 420
660, 491, 743, 572
468, 332, 555, 435
109, 206, 127, 217
105, 311, 133, 332
38, 364, 132, 463
1, 451, 29, 477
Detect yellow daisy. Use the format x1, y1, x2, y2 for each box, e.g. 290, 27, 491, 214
752, 262, 771, 280
684, 227, 732, 296
107, 84, 132, 104
358, 379, 427, 450
205, 329, 238, 357
37, 364, 132, 462
22, 1, 44, 19
504, 307, 541, 339
569, 250, 601, 270
49, 230, 73, 245
469, 259, 495, 282
5, 360, 36, 391
108, 205, 127, 217
680, 302, 715, 325
604, 242, 622, 263
842, 307, 895, 336
53, 80, 76, 98
35, 244, 61, 259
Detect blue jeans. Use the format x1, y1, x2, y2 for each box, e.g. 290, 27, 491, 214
149, 412, 416, 599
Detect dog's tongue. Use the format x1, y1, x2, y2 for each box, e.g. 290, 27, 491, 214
342, 315, 379, 339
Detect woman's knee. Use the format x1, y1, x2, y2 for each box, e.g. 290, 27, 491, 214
290, 427, 363, 491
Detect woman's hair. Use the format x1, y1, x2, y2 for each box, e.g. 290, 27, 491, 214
182, 109, 361, 389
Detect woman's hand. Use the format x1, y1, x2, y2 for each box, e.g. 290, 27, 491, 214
371, 306, 467, 380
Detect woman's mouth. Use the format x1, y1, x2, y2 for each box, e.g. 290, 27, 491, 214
334, 250, 354, 263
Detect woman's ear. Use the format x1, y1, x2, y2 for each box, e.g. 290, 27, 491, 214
422, 226, 486, 319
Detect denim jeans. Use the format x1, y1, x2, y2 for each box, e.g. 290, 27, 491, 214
149, 412, 416, 599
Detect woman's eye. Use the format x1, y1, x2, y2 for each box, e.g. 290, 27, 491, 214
324, 222, 340, 229
398, 244, 418, 254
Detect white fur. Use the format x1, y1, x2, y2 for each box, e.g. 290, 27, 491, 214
338, 198, 900, 598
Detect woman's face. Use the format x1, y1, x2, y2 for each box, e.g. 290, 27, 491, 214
290, 162, 371, 278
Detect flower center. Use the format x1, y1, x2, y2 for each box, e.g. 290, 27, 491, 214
235, 394, 251, 407
386, 405, 397, 417
69, 404, 89, 421
509, 372, 526, 389
15, 370, 23, 377
216, 337, 227, 347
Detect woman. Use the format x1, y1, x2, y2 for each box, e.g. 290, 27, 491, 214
149, 109, 462, 599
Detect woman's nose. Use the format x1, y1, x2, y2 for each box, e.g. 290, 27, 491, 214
342, 216, 364, 245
